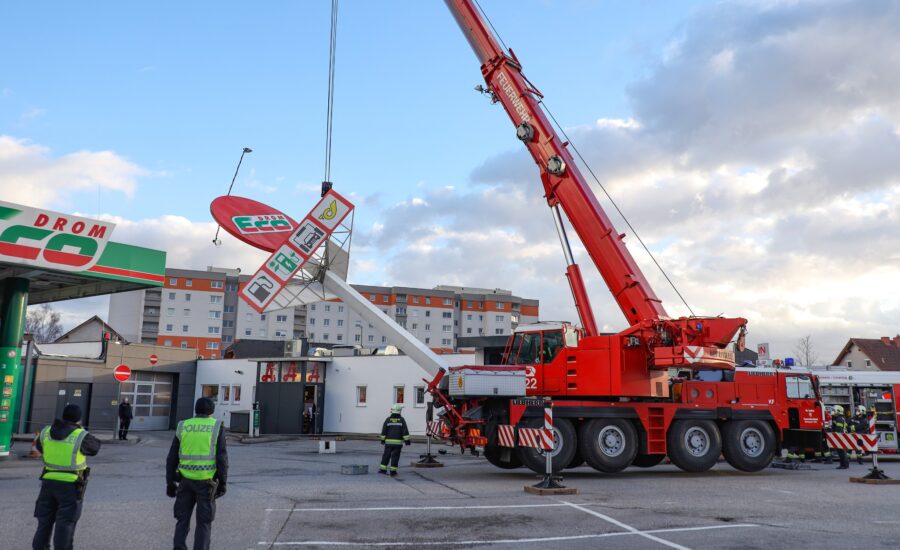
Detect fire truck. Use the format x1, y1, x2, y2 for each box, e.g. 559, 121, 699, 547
816, 371, 900, 453
421, 0, 825, 474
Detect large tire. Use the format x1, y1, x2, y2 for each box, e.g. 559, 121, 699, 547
484, 445, 523, 469
516, 417, 577, 474
631, 453, 665, 468
578, 418, 638, 473
667, 419, 722, 473
722, 420, 776, 472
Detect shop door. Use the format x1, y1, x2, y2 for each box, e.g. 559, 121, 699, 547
55, 383, 92, 427
118, 371, 174, 430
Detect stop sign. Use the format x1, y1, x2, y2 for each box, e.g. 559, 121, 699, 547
114, 364, 131, 382
149, 354, 158, 365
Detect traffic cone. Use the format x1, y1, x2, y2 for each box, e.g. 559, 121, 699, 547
29, 432, 41, 459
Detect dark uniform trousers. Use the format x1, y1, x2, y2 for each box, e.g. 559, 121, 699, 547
32, 480, 83, 550
174, 479, 216, 550
381, 444, 403, 471
118, 418, 131, 440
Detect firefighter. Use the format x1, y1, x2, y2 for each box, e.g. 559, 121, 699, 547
851, 405, 868, 464
830, 405, 850, 470
32, 403, 102, 550
166, 397, 228, 550
379, 404, 411, 476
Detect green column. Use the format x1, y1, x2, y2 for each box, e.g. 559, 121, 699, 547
0, 277, 30, 456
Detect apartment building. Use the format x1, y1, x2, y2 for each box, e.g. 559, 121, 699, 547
109, 267, 305, 359
306, 285, 539, 352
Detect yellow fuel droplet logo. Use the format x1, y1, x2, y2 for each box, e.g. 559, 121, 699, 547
319, 200, 337, 221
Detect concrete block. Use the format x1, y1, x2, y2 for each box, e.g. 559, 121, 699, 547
341, 464, 368, 475
318, 440, 336, 454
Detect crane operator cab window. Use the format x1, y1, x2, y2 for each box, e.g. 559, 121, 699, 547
505, 330, 568, 365
785, 375, 815, 399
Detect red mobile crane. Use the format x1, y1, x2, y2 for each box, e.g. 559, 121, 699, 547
427, 0, 824, 473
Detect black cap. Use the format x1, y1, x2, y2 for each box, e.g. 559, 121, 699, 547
195, 397, 215, 416
62, 404, 82, 423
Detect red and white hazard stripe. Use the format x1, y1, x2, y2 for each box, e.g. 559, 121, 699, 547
826, 432, 878, 452
497, 424, 516, 448
869, 414, 876, 435
426, 421, 446, 439
519, 428, 553, 450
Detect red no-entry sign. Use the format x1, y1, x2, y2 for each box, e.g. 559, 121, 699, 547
114, 364, 131, 382
149, 354, 158, 365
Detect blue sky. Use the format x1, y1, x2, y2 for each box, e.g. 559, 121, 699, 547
3, 0, 899, 362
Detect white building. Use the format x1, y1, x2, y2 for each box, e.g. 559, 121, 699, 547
194, 358, 258, 427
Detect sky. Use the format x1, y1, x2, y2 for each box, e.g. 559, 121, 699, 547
2, 0, 898, 364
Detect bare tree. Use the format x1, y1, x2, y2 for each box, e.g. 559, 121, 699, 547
26, 304, 64, 343
793, 334, 819, 367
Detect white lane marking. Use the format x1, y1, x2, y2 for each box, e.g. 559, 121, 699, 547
257, 523, 755, 546
264, 503, 570, 512
561, 501, 692, 550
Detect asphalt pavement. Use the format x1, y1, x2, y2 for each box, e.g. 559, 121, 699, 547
1, 432, 898, 549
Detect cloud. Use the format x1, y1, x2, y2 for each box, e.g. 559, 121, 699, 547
0, 136, 142, 209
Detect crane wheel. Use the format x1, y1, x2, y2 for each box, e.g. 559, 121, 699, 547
516, 417, 576, 474
721, 420, 776, 472
667, 419, 722, 473
631, 453, 665, 468
578, 418, 638, 473
484, 444, 523, 469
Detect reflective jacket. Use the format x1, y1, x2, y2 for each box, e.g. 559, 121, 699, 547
40, 425, 86, 483
830, 414, 848, 434
380, 414, 410, 446
851, 414, 869, 434
176, 417, 223, 480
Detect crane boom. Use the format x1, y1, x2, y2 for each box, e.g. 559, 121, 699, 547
445, 0, 668, 328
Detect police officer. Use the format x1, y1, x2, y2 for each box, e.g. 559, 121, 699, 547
166, 397, 227, 550
379, 404, 411, 476
830, 405, 850, 469
32, 403, 101, 550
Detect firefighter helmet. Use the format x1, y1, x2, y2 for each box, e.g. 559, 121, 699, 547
857, 405, 867, 415
833, 405, 844, 415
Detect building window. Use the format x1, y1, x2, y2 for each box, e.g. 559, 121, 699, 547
369, 295, 375, 302
309, 318, 315, 325
442, 338, 451, 346
394, 385, 405, 404
209, 310, 221, 319
412, 296, 418, 304
201, 385, 219, 402
208, 326, 220, 334
310, 304, 316, 311
309, 332, 315, 340
222, 335, 233, 343
185, 294, 191, 302
185, 279, 193, 287
496, 302, 503, 309
224, 305, 235, 313
206, 342, 219, 350
211, 281, 223, 289
442, 312, 451, 318
337, 334, 343, 341
425, 337, 431, 344
245, 329, 252, 336
184, 308, 191, 316
381, 336, 386, 343
443, 298, 452, 305
412, 323, 417, 330
276, 314, 288, 323
323, 333, 329, 341
847, 361, 853, 368
323, 319, 330, 326
165, 324, 173, 332
260, 314, 267, 321
466, 328, 472, 334
232, 385, 242, 402
356, 386, 367, 406
496, 315, 504, 322
275, 330, 286, 337
466, 314, 472, 321
210, 295, 222, 304
169, 278, 177, 286
166, 308, 174, 316
425, 297, 431, 305
442, 325, 451, 332
182, 325, 189, 332
495, 329, 504, 335
325, 304, 331, 312
220, 384, 230, 402
163, 339, 172, 346
354, 334, 361, 342
865, 360, 872, 368
168, 292, 176, 300
425, 324, 431, 331
368, 335, 374, 343
223, 320, 234, 328
338, 305, 344, 313
337, 319, 344, 327
383, 295, 389, 303
425, 311, 431, 317
415, 386, 426, 407
181, 341, 188, 348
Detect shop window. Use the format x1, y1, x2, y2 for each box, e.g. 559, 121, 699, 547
356, 386, 367, 406
201, 385, 219, 402
221, 385, 231, 402
394, 385, 405, 404
415, 386, 426, 407
232, 385, 241, 402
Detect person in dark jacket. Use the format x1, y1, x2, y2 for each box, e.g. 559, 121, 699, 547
166, 397, 228, 550
379, 404, 411, 476
851, 405, 869, 464
32, 404, 101, 550
830, 405, 850, 470
118, 397, 133, 440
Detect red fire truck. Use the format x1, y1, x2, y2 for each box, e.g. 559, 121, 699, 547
426, 0, 825, 474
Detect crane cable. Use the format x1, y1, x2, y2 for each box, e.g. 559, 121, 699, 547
323, 0, 339, 184
475, 1, 695, 316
